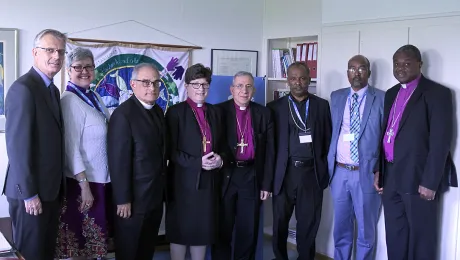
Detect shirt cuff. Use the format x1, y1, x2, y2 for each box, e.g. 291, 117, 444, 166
24, 194, 38, 201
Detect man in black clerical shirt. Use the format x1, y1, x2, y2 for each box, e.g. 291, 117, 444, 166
267, 62, 332, 260
108, 63, 166, 260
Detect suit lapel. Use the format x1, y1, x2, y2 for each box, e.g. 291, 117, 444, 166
397, 78, 426, 133
206, 105, 217, 152
383, 86, 399, 131
308, 95, 317, 137
153, 105, 165, 139
226, 101, 238, 157
280, 97, 290, 145
250, 102, 261, 151
184, 103, 204, 154
335, 91, 348, 138
358, 87, 375, 140
30, 69, 61, 126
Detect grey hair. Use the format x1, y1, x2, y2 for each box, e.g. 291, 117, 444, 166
131, 63, 160, 80
233, 71, 254, 83
33, 29, 67, 48
66, 47, 94, 68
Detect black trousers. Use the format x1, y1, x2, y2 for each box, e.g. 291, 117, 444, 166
382, 161, 439, 260
272, 165, 323, 260
212, 166, 260, 260
114, 206, 164, 260
8, 196, 61, 260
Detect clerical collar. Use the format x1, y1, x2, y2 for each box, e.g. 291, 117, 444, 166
186, 98, 205, 109
136, 96, 155, 109
400, 74, 421, 89
233, 101, 249, 111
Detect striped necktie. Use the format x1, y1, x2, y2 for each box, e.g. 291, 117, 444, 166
350, 93, 360, 163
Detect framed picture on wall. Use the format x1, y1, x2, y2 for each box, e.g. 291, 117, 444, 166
211, 49, 258, 76
0, 28, 19, 132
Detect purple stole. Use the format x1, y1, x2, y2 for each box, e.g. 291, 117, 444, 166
66, 81, 103, 114
186, 98, 212, 155
234, 102, 255, 161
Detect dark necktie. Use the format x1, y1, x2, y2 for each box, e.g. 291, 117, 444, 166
49, 83, 60, 114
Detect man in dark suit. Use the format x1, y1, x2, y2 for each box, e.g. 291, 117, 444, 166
267, 62, 332, 260
375, 44, 457, 260
107, 63, 166, 260
3, 29, 67, 260
212, 71, 275, 260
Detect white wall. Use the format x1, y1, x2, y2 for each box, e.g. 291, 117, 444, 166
263, 0, 321, 39
0, 0, 264, 217
322, 0, 460, 25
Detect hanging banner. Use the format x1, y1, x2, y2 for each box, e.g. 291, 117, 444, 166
66, 40, 190, 113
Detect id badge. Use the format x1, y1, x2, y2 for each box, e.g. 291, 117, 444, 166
343, 133, 355, 142
299, 132, 312, 143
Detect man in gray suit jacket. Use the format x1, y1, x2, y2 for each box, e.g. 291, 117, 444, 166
3, 29, 67, 260
327, 55, 384, 260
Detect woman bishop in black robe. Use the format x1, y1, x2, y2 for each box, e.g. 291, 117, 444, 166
165, 63, 227, 260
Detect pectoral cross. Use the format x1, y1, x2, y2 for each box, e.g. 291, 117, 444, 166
386, 128, 394, 143
237, 137, 248, 154
202, 136, 210, 153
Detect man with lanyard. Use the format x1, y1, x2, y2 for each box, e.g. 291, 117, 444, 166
327, 55, 384, 260
268, 62, 332, 260
212, 71, 275, 260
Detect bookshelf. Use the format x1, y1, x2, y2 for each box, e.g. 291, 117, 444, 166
265, 35, 319, 105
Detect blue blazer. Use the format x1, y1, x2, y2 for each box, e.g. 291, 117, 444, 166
327, 86, 385, 193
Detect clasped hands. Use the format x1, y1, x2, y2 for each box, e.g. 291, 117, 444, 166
202, 152, 223, 171
373, 172, 436, 200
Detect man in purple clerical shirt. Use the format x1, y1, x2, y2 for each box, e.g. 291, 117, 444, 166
212, 71, 275, 260
375, 44, 457, 260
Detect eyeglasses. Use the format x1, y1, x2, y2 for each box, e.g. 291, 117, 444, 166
348, 67, 368, 74
36, 47, 67, 56
188, 82, 210, 89
234, 84, 254, 90
70, 65, 95, 72
133, 79, 162, 88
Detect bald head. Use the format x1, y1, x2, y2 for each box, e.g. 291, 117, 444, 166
347, 55, 371, 90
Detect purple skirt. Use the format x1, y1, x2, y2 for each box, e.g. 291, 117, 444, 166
55, 177, 114, 258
